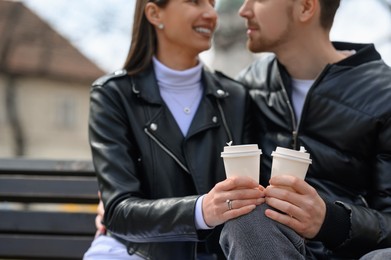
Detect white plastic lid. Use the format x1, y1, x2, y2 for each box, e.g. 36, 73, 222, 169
222, 144, 260, 153
271, 146, 312, 164
221, 150, 262, 158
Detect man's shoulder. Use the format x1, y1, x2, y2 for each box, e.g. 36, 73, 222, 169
203, 66, 246, 89
236, 53, 277, 88
242, 53, 276, 74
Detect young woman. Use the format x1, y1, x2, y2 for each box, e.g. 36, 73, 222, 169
84, 0, 264, 259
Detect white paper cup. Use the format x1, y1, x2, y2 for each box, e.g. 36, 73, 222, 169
271, 146, 312, 180
221, 144, 262, 183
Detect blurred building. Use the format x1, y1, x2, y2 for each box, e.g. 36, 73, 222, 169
212, 0, 256, 78
0, 0, 105, 159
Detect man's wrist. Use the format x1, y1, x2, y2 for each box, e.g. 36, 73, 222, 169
312, 201, 351, 249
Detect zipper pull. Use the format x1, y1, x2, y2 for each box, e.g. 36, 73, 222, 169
292, 130, 298, 149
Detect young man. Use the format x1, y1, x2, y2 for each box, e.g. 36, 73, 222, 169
219, 0, 391, 259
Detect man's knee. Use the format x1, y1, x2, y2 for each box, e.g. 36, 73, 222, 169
360, 248, 391, 260
220, 204, 305, 259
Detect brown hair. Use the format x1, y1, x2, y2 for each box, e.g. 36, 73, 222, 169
318, 0, 340, 29
123, 0, 169, 75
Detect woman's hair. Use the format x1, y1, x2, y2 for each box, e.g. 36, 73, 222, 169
319, 0, 340, 30
123, 0, 169, 75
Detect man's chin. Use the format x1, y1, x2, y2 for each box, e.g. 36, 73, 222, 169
247, 42, 262, 54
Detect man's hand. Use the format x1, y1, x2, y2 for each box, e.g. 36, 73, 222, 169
264, 175, 326, 239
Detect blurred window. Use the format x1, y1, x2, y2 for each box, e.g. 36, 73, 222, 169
55, 98, 76, 129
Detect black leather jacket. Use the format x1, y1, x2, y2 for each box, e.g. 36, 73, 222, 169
239, 42, 391, 259
89, 65, 251, 260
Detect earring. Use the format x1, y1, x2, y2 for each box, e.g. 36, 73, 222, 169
158, 23, 164, 30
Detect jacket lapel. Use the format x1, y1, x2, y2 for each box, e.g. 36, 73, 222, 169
186, 68, 229, 139
133, 65, 230, 172
133, 66, 187, 170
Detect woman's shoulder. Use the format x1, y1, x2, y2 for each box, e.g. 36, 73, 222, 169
204, 66, 245, 89
92, 69, 128, 88
212, 70, 247, 96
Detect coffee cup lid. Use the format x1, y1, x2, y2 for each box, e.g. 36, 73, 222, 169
223, 144, 260, 153
221, 150, 262, 158
271, 146, 312, 164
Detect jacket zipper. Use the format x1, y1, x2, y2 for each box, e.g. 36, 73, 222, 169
144, 128, 190, 174
216, 99, 233, 142
278, 76, 298, 149
280, 64, 332, 149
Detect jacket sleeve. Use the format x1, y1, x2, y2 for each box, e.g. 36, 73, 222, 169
330, 116, 391, 257
89, 82, 205, 243
333, 202, 391, 257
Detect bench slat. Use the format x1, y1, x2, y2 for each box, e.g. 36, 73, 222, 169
0, 234, 93, 259
0, 159, 98, 259
0, 158, 94, 173
0, 210, 96, 235
0, 175, 98, 203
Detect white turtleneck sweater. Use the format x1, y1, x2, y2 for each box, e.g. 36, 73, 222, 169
153, 57, 203, 136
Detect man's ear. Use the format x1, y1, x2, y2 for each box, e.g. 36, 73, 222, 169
297, 0, 318, 23
145, 2, 162, 27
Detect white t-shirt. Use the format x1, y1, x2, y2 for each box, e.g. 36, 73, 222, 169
291, 78, 314, 122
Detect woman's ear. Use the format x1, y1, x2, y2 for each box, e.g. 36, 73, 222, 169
145, 2, 162, 27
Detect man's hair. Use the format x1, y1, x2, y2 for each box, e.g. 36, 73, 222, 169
319, 0, 340, 29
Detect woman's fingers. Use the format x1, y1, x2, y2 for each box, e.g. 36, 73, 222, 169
202, 177, 265, 226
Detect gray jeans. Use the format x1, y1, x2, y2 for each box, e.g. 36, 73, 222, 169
220, 204, 391, 260
220, 204, 305, 259
360, 248, 391, 260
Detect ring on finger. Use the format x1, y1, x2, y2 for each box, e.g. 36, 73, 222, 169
226, 199, 233, 210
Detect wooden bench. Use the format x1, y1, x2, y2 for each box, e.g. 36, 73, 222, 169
0, 158, 99, 260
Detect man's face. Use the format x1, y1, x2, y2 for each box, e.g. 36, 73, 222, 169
239, 0, 296, 53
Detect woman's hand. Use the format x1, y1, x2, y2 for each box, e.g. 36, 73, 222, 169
264, 175, 326, 239
202, 176, 265, 227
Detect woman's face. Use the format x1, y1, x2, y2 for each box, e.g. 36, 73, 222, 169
154, 0, 218, 57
